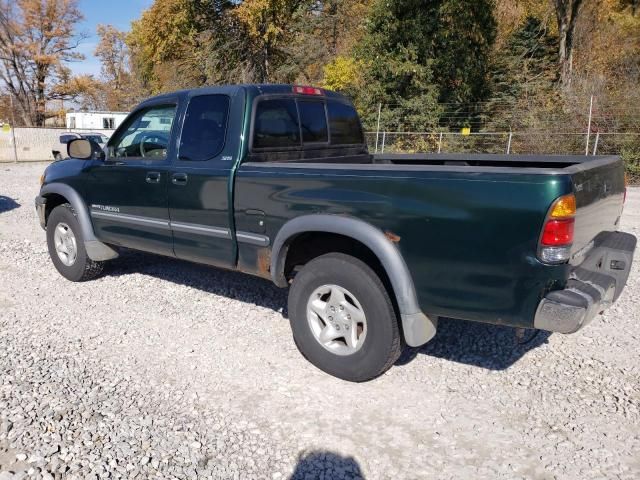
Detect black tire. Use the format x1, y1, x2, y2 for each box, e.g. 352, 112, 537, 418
46, 203, 104, 282
288, 253, 402, 382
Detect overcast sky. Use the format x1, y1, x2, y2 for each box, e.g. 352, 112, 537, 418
70, 0, 153, 78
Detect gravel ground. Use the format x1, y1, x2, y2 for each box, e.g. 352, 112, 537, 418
0, 162, 639, 480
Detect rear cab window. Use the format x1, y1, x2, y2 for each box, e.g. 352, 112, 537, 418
299, 101, 328, 143
251, 94, 364, 157
253, 99, 300, 149
327, 101, 364, 145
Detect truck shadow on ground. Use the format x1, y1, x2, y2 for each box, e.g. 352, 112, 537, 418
290, 451, 365, 480
0, 195, 20, 214
106, 249, 289, 315
395, 317, 552, 371
106, 250, 550, 372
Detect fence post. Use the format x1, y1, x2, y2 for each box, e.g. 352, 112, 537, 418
381, 131, 386, 154
9, 95, 18, 163
592, 132, 600, 156
506, 132, 513, 154
374, 103, 382, 154
585, 95, 594, 156
438, 132, 443, 153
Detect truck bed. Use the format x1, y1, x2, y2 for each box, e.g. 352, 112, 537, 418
373, 153, 618, 171
375, 153, 626, 263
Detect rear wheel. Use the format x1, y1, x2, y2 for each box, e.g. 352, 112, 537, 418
46, 203, 104, 282
288, 253, 402, 382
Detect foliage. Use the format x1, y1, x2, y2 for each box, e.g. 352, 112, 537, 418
354, 0, 496, 130
92, 25, 142, 111
486, 16, 560, 131
127, 0, 231, 93
322, 56, 363, 97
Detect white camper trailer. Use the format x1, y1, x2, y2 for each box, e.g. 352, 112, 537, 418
65, 111, 128, 130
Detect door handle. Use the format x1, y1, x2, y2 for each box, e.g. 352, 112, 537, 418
146, 171, 161, 184
172, 173, 188, 186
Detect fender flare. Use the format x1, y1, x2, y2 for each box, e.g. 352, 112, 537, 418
270, 214, 436, 347
40, 183, 118, 261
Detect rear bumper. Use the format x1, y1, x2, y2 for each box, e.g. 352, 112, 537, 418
35, 195, 46, 229
534, 231, 636, 333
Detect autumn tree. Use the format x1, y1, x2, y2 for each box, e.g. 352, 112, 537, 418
93, 25, 137, 110
128, 0, 232, 93
233, 0, 314, 82
0, 0, 86, 126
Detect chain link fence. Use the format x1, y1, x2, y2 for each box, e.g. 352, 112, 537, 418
2, 125, 638, 184
366, 131, 640, 183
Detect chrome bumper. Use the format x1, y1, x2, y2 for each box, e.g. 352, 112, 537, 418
535, 231, 636, 334
35, 195, 46, 229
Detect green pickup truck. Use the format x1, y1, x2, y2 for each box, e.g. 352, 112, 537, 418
35, 84, 636, 381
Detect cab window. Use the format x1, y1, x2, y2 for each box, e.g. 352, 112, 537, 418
299, 101, 328, 143
108, 105, 176, 160
327, 101, 364, 145
253, 99, 300, 149
179, 95, 229, 161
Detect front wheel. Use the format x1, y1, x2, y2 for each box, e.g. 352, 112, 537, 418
46, 203, 104, 282
288, 253, 402, 382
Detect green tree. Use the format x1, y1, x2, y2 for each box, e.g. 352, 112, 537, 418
487, 16, 559, 130
355, 0, 496, 131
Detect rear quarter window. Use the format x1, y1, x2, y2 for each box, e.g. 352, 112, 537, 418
179, 94, 230, 161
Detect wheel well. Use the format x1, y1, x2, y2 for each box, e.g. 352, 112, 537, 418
283, 232, 397, 309
43, 193, 68, 225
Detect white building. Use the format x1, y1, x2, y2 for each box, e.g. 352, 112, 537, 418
66, 111, 129, 130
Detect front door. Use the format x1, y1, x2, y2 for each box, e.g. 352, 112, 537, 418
168, 92, 240, 268
86, 102, 178, 256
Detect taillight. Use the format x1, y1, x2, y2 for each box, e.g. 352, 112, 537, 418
541, 219, 575, 246
538, 193, 576, 263
293, 85, 323, 96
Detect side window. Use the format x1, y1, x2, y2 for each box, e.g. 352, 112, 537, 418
179, 95, 230, 161
327, 101, 364, 145
102, 117, 115, 129
253, 99, 300, 149
299, 101, 328, 143
108, 105, 176, 160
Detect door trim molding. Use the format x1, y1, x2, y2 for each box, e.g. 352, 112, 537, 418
236, 231, 270, 247
90, 209, 269, 246
170, 221, 230, 239
90, 210, 170, 229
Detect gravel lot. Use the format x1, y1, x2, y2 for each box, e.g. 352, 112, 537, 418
1, 162, 639, 480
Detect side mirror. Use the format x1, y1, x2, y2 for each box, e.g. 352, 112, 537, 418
67, 138, 105, 161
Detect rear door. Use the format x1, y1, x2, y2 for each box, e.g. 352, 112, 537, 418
86, 102, 178, 256
168, 89, 244, 268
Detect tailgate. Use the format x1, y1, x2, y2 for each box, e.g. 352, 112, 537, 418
570, 156, 626, 261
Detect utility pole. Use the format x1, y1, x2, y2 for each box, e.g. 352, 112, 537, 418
585, 95, 593, 156
374, 103, 382, 154
9, 95, 18, 163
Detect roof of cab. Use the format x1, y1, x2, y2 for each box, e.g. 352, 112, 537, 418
138, 84, 348, 107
